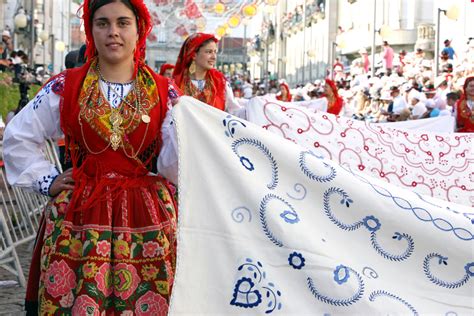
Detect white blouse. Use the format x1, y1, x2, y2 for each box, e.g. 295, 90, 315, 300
3, 74, 180, 194
4, 75, 246, 194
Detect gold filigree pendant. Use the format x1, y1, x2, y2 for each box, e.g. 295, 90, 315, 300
110, 132, 121, 151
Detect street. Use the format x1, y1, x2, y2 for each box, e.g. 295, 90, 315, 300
0, 242, 30, 315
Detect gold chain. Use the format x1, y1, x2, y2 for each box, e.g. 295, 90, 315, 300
77, 66, 151, 160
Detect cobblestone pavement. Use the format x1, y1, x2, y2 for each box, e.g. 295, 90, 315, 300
0, 242, 31, 315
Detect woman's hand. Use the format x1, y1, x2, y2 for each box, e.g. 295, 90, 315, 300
49, 168, 75, 197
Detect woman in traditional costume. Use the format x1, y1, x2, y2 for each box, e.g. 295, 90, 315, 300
276, 82, 292, 102
172, 33, 243, 117
455, 76, 474, 132
3, 0, 180, 314
159, 63, 174, 78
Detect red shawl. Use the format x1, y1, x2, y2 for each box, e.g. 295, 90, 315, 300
455, 76, 474, 132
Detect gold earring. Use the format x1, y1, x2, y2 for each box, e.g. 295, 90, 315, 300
189, 61, 196, 75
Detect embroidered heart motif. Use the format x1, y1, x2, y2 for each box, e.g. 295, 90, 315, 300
230, 277, 262, 308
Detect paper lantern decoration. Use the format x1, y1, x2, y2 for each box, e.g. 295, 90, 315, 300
14, 12, 28, 28
214, 3, 225, 15
446, 4, 459, 20
195, 16, 207, 31
55, 41, 66, 52
265, 0, 279, 5
39, 30, 49, 42
242, 4, 257, 17
216, 25, 227, 38
228, 15, 241, 28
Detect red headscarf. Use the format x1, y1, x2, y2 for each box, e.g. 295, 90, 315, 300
80, 0, 152, 76
159, 63, 174, 76
173, 33, 226, 110
276, 82, 292, 102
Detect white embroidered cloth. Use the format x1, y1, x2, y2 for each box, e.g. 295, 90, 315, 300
169, 97, 473, 315
245, 97, 473, 207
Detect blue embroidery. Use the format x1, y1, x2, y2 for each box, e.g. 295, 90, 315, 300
286, 183, 307, 201
299, 150, 336, 182
232, 138, 278, 190
231, 206, 252, 223
35, 168, 60, 196
324, 187, 414, 261
239, 156, 254, 171
362, 215, 381, 232
230, 277, 262, 308
369, 290, 418, 315
230, 258, 282, 313
423, 253, 472, 289
307, 265, 364, 306
349, 170, 473, 241
370, 232, 414, 262
362, 267, 379, 279
288, 252, 305, 270
260, 194, 299, 247
32, 74, 65, 110
333, 265, 350, 284
223, 114, 247, 138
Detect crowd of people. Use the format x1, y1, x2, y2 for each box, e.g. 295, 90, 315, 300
0, 0, 472, 314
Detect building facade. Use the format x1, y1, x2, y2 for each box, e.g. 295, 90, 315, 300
249, 0, 472, 86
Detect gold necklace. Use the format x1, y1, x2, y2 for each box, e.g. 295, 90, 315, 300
97, 65, 151, 124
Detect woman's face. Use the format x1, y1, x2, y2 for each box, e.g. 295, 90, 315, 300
280, 85, 287, 97
465, 80, 474, 98
193, 41, 217, 72
92, 1, 138, 66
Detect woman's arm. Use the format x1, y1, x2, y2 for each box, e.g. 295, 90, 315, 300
3, 77, 64, 195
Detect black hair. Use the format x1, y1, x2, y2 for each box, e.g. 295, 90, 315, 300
89, 0, 138, 25
446, 92, 460, 101
65, 50, 79, 69
78, 44, 87, 65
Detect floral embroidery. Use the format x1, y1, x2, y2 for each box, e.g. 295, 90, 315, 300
113, 263, 141, 300
113, 239, 130, 258
135, 291, 169, 316
59, 291, 74, 308
96, 240, 111, 257
142, 241, 164, 258
72, 295, 100, 316
44, 260, 77, 298
69, 238, 83, 257
141, 264, 160, 281
95, 262, 113, 297
83, 262, 99, 279
37, 180, 177, 313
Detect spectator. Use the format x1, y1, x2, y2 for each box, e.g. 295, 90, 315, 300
382, 41, 394, 73
242, 78, 253, 99
0, 30, 13, 71
409, 91, 427, 120
441, 39, 456, 60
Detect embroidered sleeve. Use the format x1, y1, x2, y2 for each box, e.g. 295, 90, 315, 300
3, 76, 63, 194
32, 73, 65, 110
35, 168, 60, 196
167, 79, 182, 108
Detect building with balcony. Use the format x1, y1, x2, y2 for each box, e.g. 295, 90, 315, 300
249, 0, 472, 86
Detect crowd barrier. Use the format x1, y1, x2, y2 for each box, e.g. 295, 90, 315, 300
0, 139, 62, 287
